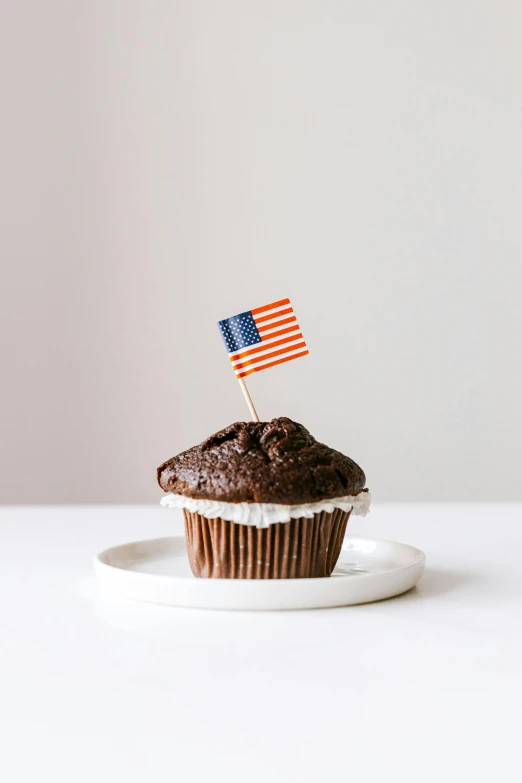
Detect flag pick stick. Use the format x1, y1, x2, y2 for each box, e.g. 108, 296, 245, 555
237, 377, 259, 422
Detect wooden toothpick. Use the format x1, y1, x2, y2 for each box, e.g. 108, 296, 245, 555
238, 377, 260, 422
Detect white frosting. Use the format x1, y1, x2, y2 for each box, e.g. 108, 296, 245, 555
160, 490, 371, 529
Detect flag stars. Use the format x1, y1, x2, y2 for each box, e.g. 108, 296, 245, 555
218, 311, 261, 353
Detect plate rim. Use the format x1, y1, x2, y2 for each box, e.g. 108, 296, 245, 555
93, 534, 426, 585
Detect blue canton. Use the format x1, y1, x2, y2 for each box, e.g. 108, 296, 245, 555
218, 311, 261, 354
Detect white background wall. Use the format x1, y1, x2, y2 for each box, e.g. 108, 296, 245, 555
1, 1, 521, 504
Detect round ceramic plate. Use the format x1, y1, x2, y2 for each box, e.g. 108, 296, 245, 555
93, 535, 425, 610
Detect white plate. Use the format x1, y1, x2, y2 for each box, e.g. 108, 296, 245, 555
94, 535, 425, 610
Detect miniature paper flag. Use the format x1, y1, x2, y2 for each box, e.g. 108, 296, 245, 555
217, 298, 309, 378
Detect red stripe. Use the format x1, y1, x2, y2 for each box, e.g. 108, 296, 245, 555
250, 298, 290, 316
230, 333, 303, 363
259, 324, 300, 343
233, 342, 307, 372
237, 350, 309, 378
253, 307, 293, 325
258, 315, 296, 333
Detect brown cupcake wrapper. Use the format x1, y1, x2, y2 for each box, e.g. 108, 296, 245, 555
183, 508, 351, 579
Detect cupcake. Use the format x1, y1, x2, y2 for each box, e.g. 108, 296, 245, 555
157, 417, 370, 579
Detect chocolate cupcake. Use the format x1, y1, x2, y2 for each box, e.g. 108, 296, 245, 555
157, 417, 370, 579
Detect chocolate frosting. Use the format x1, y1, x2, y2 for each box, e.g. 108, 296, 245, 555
157, 417, 366, 504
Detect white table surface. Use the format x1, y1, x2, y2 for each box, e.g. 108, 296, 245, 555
1, 504, 521, 783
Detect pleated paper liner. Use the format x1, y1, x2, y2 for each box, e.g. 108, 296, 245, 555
183, 508, 351, 579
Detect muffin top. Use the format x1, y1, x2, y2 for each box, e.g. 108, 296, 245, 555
157, 417, 366, 505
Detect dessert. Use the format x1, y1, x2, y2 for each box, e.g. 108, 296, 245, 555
158, 417, 370, 579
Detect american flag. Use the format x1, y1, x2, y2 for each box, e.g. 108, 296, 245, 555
217, 298, 309, 378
